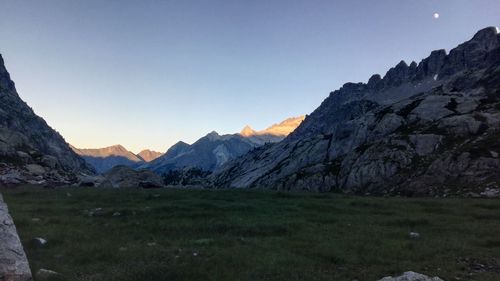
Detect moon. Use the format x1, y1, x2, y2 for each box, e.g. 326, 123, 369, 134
433, 13, 440, 19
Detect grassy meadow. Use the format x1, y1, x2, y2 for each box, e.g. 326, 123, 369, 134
2, 186, 500, 281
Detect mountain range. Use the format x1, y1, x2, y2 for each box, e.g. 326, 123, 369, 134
212, 26, 500, 196
71, 117, 303, 174
1, 27, 500, 196
141, 116, 305, 174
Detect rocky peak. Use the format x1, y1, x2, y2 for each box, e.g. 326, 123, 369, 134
471, 26, 500, 50
0, 54, 16, 93
415, 49, 446, 79
137, 149, 163, 162
241, 116, 306, 138
205, 131, 221, 141
107, 144, 128, 152
383, 60, 410, 86
442, 26, 500, 75
170, 141, 189, 150
240, 125, 256, 137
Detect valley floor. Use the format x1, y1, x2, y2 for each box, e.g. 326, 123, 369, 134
2, 187, 500, 281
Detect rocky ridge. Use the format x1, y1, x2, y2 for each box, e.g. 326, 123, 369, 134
0, 54, 93, 186
239, 116, 305, 137
72, 144, 144, 173
213, 27, 500, 196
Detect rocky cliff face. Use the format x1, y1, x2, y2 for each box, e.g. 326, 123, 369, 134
72, 144, 144, 173
213, 27, 500, 196
0, 54, 93, 185
143, 116, 305, 174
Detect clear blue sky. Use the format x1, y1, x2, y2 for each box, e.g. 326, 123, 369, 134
0, 0, 499, 153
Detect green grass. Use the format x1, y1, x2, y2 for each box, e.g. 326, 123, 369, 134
2, 186, 500, 281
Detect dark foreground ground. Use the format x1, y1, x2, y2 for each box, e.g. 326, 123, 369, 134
2, 186, 500, 281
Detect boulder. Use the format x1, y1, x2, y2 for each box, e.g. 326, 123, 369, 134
78, 175, 106, 187
41, 155, 59, 169
24, 164, 46, 176
103, 165, 164, 188
0, 194, 32, 281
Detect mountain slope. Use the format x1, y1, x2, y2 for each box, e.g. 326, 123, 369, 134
213, 27, 500, 196
72, 145, 144, 173
143, 117, 304, 174
0, 54, 93, 184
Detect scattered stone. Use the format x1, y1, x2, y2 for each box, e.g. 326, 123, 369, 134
112, 212, 121, 217
193, 251, 199, 257
147, 242, 157, 247
194, 238, 214, 245
32, 218, 41, 222
85, 208, 105, 217
33, 237, 48, 247
119, 247, 127, 251
377, 271, 443, 281
481, 188, 500, 198
409, 232, 421, 239
36, 269, 61, 281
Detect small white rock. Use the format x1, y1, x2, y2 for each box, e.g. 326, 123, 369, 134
33, 237, 48, 246
36, 269, 60, 281
409, 232, 420, 239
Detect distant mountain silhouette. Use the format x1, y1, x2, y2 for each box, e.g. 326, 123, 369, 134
142, 116, 305, 174
72, 145, 144, 173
